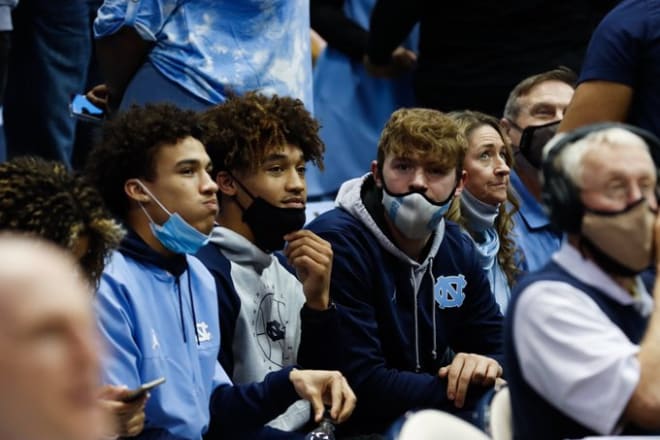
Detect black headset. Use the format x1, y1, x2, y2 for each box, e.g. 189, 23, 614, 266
541, 122, 660, 234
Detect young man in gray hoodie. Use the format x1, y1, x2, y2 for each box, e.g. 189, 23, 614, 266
197, 92, 351, 438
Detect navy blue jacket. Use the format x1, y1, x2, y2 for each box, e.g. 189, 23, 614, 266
306, 176, 503, 435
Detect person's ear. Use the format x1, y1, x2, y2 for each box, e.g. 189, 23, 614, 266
371, 160, 383, 188
500, 118, 514, 141
216, 171, 237, 197
125, 179, 151, 203
454, 169, 467, 197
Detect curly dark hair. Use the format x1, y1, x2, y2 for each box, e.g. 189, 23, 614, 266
85, 103, 204, 219
200, 92, 324, 175
0, 156, 124, 285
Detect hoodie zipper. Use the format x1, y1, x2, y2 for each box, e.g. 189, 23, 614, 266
412, 267, 421, 372
411, 258, 438, 372
428, 257, 437, 361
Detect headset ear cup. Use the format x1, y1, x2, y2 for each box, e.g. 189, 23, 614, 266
560, 176, 582, 233
540, 125, 600, 234
542, 164, 582, 233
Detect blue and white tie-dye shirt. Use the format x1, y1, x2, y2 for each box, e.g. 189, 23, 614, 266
94, 0, 313, 108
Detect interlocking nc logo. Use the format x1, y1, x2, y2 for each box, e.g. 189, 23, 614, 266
151, 328, 160, 351
196, 322, 212, 342
434, 275, 466, 308
266, 320, 286, 341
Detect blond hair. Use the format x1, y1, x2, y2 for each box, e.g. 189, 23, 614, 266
447, 110, 521, 286
377, 108, 466, 177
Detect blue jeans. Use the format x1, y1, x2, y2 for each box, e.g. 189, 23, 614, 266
4, 0, 93, 168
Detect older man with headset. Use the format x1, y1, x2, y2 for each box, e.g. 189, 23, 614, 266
504, 123, 660, 439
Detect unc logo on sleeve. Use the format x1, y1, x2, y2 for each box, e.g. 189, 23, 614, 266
151, 328, 160, 351
196, 322, 212, 343
434, 275, 466, 309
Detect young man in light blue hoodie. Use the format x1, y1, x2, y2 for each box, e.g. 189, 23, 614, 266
86, 103, 355, 440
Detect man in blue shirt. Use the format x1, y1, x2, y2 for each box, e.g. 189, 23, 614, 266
500, 68, 576, 271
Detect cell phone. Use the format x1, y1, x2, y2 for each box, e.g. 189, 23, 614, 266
69, 93, 105, 123
121, 377, 166, 402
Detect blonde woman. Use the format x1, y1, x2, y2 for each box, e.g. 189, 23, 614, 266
448, 110, 520, 312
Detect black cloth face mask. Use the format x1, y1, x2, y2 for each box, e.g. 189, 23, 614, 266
518, 120, 560, 169
230, 173, 306, 253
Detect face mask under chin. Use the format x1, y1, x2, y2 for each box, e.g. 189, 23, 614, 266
241, 198, 306, 252
135, 180, 211, 254
230, 174, 307, 253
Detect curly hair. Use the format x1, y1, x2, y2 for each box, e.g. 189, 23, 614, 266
200, 92, 324, 175
447, 110, 521, 286
0, 156, 124, 285
85, 103, 204, 219
377, 108, 466, 178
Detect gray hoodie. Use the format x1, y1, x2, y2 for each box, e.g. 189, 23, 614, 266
206, 226, 310, 431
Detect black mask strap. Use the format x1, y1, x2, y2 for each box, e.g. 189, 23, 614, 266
226, 171, 256, 213
380, 171, 459, 206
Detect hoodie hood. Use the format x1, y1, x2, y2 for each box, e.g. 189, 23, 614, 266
336, 174, 446, 270
208, 225, 276, 275
119, 228, 201, 344
120, 228, 188, 277
329, 174, 501, 372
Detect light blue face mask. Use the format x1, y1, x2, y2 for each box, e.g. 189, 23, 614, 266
381, 180, 456, 240
136, 180, 211, 254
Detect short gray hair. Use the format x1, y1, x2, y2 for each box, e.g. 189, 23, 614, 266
552, 127, 651, 188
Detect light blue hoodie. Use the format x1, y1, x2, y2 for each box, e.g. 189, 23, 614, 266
96, 231, 231, 439
96, 230, 304, 439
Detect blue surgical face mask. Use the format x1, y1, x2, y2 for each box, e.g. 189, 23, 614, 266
136, 180, 211, 254
381, 179, 456, 240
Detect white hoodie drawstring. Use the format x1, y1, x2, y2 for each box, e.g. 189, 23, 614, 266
412, 267, 421, 372
428, 257, 437, 361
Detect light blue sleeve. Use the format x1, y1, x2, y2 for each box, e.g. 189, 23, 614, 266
95, 272, 143, 390
94, 0, 182, 41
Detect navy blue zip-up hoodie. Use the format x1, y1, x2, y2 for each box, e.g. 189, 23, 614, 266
306, 175, 504, 435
